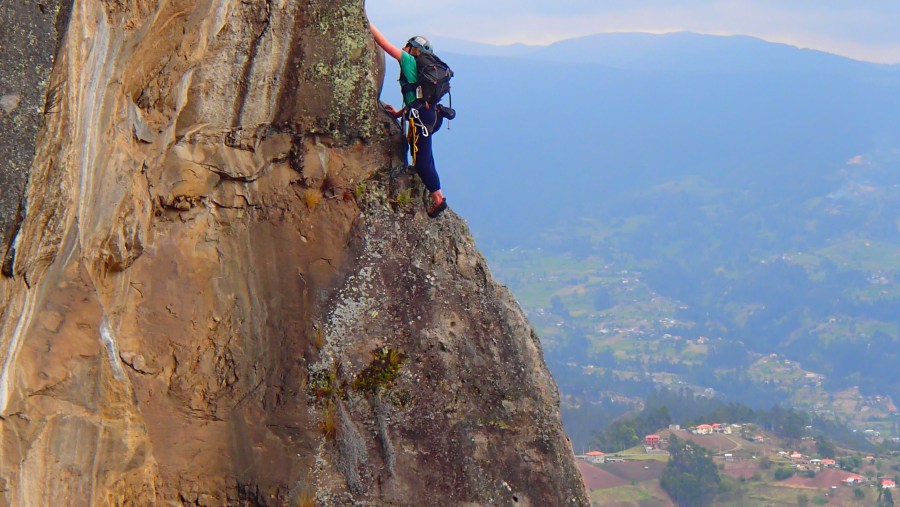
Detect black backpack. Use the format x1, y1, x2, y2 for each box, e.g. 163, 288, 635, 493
402, 52, 454, 106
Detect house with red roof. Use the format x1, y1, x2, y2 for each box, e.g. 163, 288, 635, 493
644, 434, 661, 448
822, 459, 837, 468
584, 451, 606, 464
693, 424, 714, 435
883, 479, 897, 489
844, 475, 865, 486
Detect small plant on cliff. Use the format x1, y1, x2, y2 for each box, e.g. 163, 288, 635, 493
303, 188, 323, 209
392, 188, 414, 207
313, 327, 325, 350
308, 362, 345, 400
292, 473, 317, 507
294, 490, 315, 507
352, 346, 406, 393
353, 181, 367, 199
320, 400, 338, 440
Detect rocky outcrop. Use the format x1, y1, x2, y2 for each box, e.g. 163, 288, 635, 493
0, 0, 589, 505
0, 0, 73, 272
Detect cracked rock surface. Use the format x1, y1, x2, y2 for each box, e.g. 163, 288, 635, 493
0, 0, 589, 505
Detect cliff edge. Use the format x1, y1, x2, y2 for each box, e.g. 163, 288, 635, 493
0, 0, 589, 505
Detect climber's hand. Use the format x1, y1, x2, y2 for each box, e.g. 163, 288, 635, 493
384, 104, 402, 118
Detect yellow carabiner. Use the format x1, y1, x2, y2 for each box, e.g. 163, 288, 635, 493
407, 116, 419, 165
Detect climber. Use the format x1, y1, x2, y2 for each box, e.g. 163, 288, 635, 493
369, 23, 449, 219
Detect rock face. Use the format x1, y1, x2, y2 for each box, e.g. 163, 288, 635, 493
0, 0, 73, 270
0, 0, 589, 505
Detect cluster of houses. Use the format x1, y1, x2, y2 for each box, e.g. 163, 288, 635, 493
690, 423, 735, 435
831, 474, 895, 489
687, 422, 766, 442
777, 451, 899, 489
779, 451, 840, 471
577, 445, 900, 492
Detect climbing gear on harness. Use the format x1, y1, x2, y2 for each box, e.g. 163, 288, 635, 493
410, 108, 429, 137
406, 109, 421, 166
406, 105, 444, 166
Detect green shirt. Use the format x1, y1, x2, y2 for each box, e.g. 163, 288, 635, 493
400, 51, 418, 106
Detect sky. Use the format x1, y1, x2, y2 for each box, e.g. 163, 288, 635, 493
365, 1, 900, 64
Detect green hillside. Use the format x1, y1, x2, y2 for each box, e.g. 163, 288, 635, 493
485, 153, 900, 450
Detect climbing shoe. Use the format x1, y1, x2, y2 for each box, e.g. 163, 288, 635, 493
427, 199, 448, 218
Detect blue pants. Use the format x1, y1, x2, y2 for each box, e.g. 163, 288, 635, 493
408, 103, 443, 193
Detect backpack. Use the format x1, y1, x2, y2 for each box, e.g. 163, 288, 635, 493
402, 52, 454, 106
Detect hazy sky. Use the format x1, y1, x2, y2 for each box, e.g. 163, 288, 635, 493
365, 1, 900, 64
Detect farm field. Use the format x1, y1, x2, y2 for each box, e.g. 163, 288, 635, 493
724, 483, 872, 507
576, 460, 629, 490
588, 485, 673, 507
579, 460, 673, 507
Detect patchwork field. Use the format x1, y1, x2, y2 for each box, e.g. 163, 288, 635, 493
588, 485, 674, 507
579, 460, 673, 507
576, 460, 629, 490
602, 461, 667, 483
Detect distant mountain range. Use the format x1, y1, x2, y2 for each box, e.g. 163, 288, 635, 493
436, 32, 900, 73
431, 32, 900, 243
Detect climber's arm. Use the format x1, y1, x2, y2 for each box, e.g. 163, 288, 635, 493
369, 23, 403, 61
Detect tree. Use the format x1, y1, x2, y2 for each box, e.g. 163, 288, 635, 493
595, 420, 639, 452
840, 455, 862, 472
774, 467, 795, 480
797, 493, 809, 506
660, 435, 721, 507
815, 436, 836, 459
641, 406, 672, 436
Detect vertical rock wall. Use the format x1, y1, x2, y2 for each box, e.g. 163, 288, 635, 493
0, 0, 589, 505
0, 0, 73, 271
